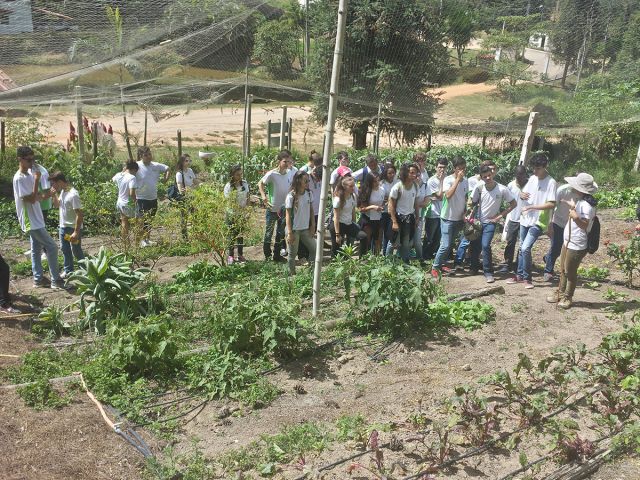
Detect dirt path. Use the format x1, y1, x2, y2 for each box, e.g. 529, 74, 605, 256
428, 82, 496, 100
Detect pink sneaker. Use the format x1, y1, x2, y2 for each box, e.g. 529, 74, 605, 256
237, 256, 247, 263
227, 255, 234, 265
506, 276, 522, 284
524, 280, 535, 289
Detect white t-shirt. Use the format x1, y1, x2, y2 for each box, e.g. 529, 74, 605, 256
113, 172, 137, 208
59, 188, 82, 228
419, 168, 429, 185
520, 174, 557, 228
506, 180, 525, 223
440, 175, 469, 221
309, 174, 323, 216
285, 190, 314, 231
564, 200, 595, 251
468, 175, 480, 193
389, 182, 418, 216
426, 175, 444, 219
352, 165, 383, 183
363, 187, 385, 221
29, 164, 52, 211
261, 170, 291, 212
176, 168, 196, 188
136, 161, 169, 200
329, 168, 341, 187
333, 194, 356, 225
471, 182, 514, 224
552, 184, 580, 228
287, 166, 298, 184
381, 179, 399, 213
223, 181, 249, 208
13, 170, 45, 232
416, 181, 429, 218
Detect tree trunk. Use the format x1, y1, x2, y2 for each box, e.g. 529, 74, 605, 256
457, 46, 464, 67
561, 60, 570, 88
351, 122, 369, 150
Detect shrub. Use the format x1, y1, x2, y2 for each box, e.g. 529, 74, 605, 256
427, 300, 495, 331
460, 66, 490, 84
606, 236, 640, 286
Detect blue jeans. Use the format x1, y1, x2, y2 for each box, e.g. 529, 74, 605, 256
544, 222, 564, 275
59, 227, 85, 274
517, 224, 543, 281
470, 222, 497, 274
433, 219, 463, 269
455, 236, 470, 265
413, 217, 424, 261
29, 228, 62, 284
263, 209, 285, 259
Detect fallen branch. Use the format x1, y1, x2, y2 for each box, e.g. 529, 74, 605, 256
447, 285, 505, 302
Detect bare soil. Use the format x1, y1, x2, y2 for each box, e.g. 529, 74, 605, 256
0, 208, 638, 479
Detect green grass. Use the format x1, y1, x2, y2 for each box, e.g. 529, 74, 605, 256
439, 92, 525, 121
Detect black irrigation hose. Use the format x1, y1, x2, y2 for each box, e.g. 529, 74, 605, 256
132, 400, 208, 428
104, 405, 155, 459
141, 394, 199, 410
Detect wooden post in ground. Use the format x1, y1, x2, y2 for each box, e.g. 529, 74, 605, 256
75, 86, 85, 159
245, 94, 253, 161
143, 109, 148, 147
427, 133, 432, 151
121, 86, 133, 161
279, 105, 287, 150
518, 112, 539, 167
288, 117, 293, 150
177, 129, 182, 160
92, 122, 98, 160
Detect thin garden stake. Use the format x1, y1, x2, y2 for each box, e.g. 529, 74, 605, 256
312, 0, 349, 317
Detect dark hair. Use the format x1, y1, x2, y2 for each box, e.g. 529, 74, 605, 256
479, 165, 492, 175
17, 146, 34, 158
452, 156, 466, 168
398, 163, 413, 183
337, 151, 349, 161
530, 152, 549, 168
514, 165, 527, 176
49, 171, 67, 183
436, 156, 448, 167
413, 152, 427, 163
137, 146, 151, 160
383, 161, 396, 180
358, 171, 379, 207
276, 150, 290, 161
177, 154, 191, 172
126, 160, 139, 172
472, 165, 480, 175
229, 164, 243, 186
309, 150, 322, 166
365, 153, 378, 166
481, 159, 496, 168
334, 175, 354, 209
289, 170, 309, 211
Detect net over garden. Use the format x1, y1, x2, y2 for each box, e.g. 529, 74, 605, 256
0, 0, 639, 147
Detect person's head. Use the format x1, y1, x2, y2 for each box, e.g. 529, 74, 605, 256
479, 165, 495, 186
452, 155, 466, 174
383, 162, 396, 182
530, 152, 549, 178
177, 154, 191, 171
17, 146, 35, 171
337, 151, 349, 166
309, 150, 322, 166
291, 170, 310, 194
312, 165, 322, 180
336, 165, 352, 179
276, 150, 290, 171
435, 157, 448, 176
413, 152, 427, 170
564, 173, 598, 198
337, 175, 355, 196
358, 171, 380, 206
365, 153, 379, 171
49, 171, 68, 192
481, 159, 497, 178
398, 163, 417, 185
514, 165, 528, 186
126, 160, 139, 173
229, 164, 243, 185
137, 146, 152, 163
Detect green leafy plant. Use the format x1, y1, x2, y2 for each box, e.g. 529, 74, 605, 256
69, 247, 149, 333
32, 305, 68, 338
16, 379, 72, 411
428, 300, 496, 331
577, 265, 610, 281
606, 236, 640, 286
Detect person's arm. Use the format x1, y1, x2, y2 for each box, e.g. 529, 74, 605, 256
431, 177, 445, 200
389, 196, 399, 231
567, 200, 590, 230
522, 201, 555, 213
352, 199, 357, 224
70, 209, 83, 241
258, 176, 272, 209
286, 207, 293, 243
163, 165, 170, 182
51, 190, 60, 208
32, 167, 41, 197
333, 198, 342, 244
177, 172, 186, 195
491, 199, 516, 223
309, 200, 316, 234
445, 171, 463, 199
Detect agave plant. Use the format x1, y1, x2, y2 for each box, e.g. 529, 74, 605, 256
68, 247, 149, 334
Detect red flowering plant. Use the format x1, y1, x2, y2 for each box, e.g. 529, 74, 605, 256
606, 236, 640, 286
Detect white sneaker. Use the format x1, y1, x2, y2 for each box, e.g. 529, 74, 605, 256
139, 240, 148, 248
59, 271, 70, 280
280, 248, 288, 257
543, 273, 554, 282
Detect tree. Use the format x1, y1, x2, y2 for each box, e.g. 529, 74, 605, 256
307, 0, 450, 148
444, 0, 477, 67
253, 20, 300, 79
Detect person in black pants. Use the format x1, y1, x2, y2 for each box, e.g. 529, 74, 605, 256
0, 253, 20, 314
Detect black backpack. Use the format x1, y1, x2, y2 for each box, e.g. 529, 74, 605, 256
587, 215, 600, 254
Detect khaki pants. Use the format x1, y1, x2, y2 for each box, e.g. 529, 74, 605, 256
287, 230, 316, 275
557, 245, 587, 300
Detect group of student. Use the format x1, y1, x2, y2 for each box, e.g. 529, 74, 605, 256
252, 149, 600, 309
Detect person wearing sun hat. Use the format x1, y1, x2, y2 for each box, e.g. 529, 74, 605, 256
547, 173, 598, 309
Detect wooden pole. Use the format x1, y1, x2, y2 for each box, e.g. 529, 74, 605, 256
427, 133, 432, 151
245, 94, 253, 163
518, 111, 539, 167
312, 0, 348, 317
242, 57, 249, 159
92, 122, 98, 160
288, 117, 293, 150
143, 109, 148, 147
279, 105, 287, 150
75, 86, 85, 159
177, 129, 182, 160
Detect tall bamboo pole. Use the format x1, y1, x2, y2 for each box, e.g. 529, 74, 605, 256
312, 0, 348, 317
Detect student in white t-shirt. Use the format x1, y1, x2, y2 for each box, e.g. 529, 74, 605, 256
300, 150, 321, 174
423, 157, 447, 260
285, 171, 316, 275
413, 164, 430, 264
507, 153, 557, 289
50, 172, 85, 277
357, 172, 384, 256
299, 156, 324, 261
547, 173, 598, 309
176, 154, 197, 195
258, 151, 291, 262
224, 165, 250, 265
352, 153, 383, 188
13, 147, 65, 289
136, 146, 169, 247
543, 182, 581, 280
498, 165, 528, 274
388, 163, 419, 264
432, 156, 468, 277
468, 165, 516, 283
329, 151, 350, 189
380, 162, 398, 255
413, 151, 430, 185
330, 176, 361, 257
112, 161, 139, 250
